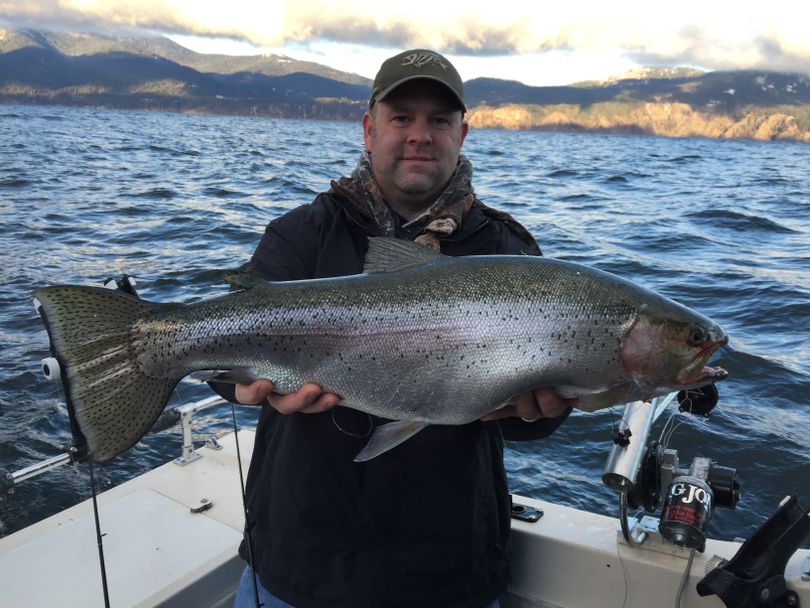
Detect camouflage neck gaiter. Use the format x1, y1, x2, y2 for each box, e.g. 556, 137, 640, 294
330, 151, 475, 250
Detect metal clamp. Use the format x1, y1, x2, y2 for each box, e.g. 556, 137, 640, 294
171, 395, 227, 466
174, 408, 203, 466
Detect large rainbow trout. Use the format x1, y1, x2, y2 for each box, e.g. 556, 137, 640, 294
33, 238, 727, 463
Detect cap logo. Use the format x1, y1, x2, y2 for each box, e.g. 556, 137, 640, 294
401, 52, 449, 71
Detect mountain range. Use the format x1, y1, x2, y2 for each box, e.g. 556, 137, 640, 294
2, 28, 809, 142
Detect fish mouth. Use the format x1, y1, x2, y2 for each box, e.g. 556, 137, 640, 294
674, 364, 728, 393
679, 346, 728, 388
691, 365, 728, 385
678, 334, 728, 388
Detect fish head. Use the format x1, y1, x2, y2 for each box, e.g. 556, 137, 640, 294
621, 302, 728, 395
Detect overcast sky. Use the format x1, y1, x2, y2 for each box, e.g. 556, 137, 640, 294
1, 1, 808, 86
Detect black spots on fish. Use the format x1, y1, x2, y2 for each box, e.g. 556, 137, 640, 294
499, 309, 521, 323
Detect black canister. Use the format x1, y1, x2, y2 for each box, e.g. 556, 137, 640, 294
659, 475, 714, 550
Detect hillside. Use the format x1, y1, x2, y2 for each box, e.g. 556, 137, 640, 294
0, 33, 370, 121
2, 28, 809, 142
464, 72, 810, 141
0, 28, 370, 85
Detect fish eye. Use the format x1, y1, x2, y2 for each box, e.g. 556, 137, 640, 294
686, 325, 708, 347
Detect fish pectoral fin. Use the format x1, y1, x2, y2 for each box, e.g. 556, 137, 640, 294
188, 368, 260, 384
558, 382, 638, 412
353, 420, 429, 462
363, 237, 444, 274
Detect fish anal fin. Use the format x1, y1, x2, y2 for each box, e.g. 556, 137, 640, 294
363, 237, 444, 274
353, 420, 428, 461
558, 382, 638, 412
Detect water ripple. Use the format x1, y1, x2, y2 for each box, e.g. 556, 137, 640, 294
688, 209, 797, 234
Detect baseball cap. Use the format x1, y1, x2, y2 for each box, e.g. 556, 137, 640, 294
369, 49, 465, 111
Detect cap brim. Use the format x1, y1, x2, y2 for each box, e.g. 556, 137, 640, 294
372, 75, 466, 111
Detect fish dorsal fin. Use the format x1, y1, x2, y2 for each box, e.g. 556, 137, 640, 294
223, 270, 272, 290
364, 237, 444, 274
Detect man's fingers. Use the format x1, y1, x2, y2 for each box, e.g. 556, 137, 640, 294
235, 380, 339, 414
267, 383, 340, 414
513, 391, 541, 421
533, 387, 577, 418
479, 387, 576, 422
235, 379, 275, 404
299, 392, 341, 414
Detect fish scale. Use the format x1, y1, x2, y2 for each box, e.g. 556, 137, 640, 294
33, 237, 727, 462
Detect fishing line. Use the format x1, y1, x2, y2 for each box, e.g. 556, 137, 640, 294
660, 412, 691, 450
229, 402, 262, 608
659, 413, 678, 447
658, 398, 692, 449
616, 532, 631, 608
47, 361, 111, 607
331, 408, 373, 438
659, 392, 698, 448
88, 460, 111, 608
675, 548, 696, 607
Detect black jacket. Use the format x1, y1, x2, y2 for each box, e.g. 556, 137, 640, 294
230, 192, 569, 608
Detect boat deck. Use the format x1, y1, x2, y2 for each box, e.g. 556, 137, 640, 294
1, 430, 808, 607
0, 432, 253, 608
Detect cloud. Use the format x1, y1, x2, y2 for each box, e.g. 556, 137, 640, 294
1, 0, 809, 75
0, 0, 283, 40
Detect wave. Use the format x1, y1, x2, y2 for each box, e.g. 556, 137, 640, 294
548, 169, 579, 178
202, 186, 248, 198
126, 187, 179, 199
0, 178, 32, 188
687, 209, 797, 234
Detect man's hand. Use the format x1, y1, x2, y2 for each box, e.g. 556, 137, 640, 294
480, 387, 576, 422
235, 379, 340, 414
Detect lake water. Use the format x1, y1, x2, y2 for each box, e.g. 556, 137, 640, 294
0, 104, 808, 548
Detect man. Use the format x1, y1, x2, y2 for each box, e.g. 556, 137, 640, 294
227, 49, 574, 608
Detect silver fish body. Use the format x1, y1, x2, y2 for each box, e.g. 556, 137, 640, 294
33, 238, 728, 462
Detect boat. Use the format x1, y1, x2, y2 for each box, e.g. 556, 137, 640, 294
1, 388, 808, 608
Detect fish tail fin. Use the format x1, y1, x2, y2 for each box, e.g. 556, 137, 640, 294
33, 285, 178, 463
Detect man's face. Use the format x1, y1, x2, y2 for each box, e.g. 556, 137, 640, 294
362, 80, 468, 219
